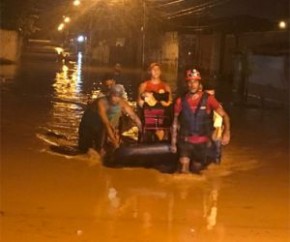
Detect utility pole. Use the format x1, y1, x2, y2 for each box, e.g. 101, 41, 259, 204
141, 0, 146, 80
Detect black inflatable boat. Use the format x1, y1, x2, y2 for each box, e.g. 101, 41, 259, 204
104, 142, 178, 173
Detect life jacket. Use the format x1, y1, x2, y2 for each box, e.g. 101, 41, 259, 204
179, 93, 213, 137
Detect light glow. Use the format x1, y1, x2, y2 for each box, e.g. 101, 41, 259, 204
64, 17, 71, 23
58, 23, 65, 31
77, 52, 83, 85
73, 0, 81, 6
279, 21, 287, 29
55, 47, 64, 55
77, 35, 85, 43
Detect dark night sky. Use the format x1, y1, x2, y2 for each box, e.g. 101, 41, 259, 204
160, 0, 289, 21
213, 0, 289, 19
1, 0, 289, 31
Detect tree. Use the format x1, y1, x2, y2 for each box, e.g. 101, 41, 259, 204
1, 0, 41, 38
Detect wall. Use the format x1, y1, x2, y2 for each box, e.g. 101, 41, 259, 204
226, 31, 289, 106
145, 32, 179, 88
178, 33, 223, 76
161, 32, 179, 88
246, 55, 288, 105
0, 29, 22, 63
222, 31, 289, 76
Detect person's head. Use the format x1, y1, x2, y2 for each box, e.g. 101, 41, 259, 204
102, 74, 116, 92
185, 68, 202, 94
203, 80, 217, 95
148, 63, 161, 80
109, 84, 125, 105
88, 99, 99, 112
114, 63, 122, 74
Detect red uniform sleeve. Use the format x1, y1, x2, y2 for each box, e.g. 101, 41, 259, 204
174, 97, 182, 114
207, 95, 221, 111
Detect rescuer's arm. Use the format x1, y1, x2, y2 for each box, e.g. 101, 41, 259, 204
121, 100, 142, 131
170, 113, 179, 153
215, 106, 230, 145
97, 99, 119, 148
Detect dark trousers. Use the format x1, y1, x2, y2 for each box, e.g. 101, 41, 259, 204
178, 141, 208, 164
178, 140, 222, 172
78, 126, 104, 153
207, 140, 222, 164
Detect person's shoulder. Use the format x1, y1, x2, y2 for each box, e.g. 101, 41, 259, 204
206, 93, 218, 102
139, 81, 148, 88
163, 82, 171, 89
119, 98, 130, 106
178, 92, 190, 99
206, 93, 221, 108
175, 96, 182, 104
174, 96, 183, 113
120, 99, 133, 111
97, 96, 107, 106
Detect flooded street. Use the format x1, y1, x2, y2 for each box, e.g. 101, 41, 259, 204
1, 59, 289, 242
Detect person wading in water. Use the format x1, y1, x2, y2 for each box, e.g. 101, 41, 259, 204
171, 68, 231, 174
79, 84, 142, 156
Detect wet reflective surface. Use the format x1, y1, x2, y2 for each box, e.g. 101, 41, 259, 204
1, 57, 289, 241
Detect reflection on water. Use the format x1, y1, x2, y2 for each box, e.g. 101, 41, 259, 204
47, 52, 86, 142
89, 168, 223, 241
204, 187, 219, 231
45, 51, 140, 142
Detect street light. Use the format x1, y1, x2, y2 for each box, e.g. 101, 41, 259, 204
77, 35, 85, 43
58, 23, 65, 31
73, 0, 81, 6
141, 0, 146, 71
279, 20, 287, 29
64, 17, 71, 23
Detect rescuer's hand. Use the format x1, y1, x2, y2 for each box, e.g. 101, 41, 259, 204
221, 131, 230, 145
170, 144, 177, 153
109, 135, 120, 150
112, 141, 120, 149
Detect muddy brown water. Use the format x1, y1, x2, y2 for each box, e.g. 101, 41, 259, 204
1, 58, 289, 242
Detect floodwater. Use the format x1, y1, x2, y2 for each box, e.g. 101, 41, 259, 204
1, 55, 289, 242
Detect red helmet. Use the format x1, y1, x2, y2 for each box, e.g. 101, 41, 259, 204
185, 68, 201, 81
